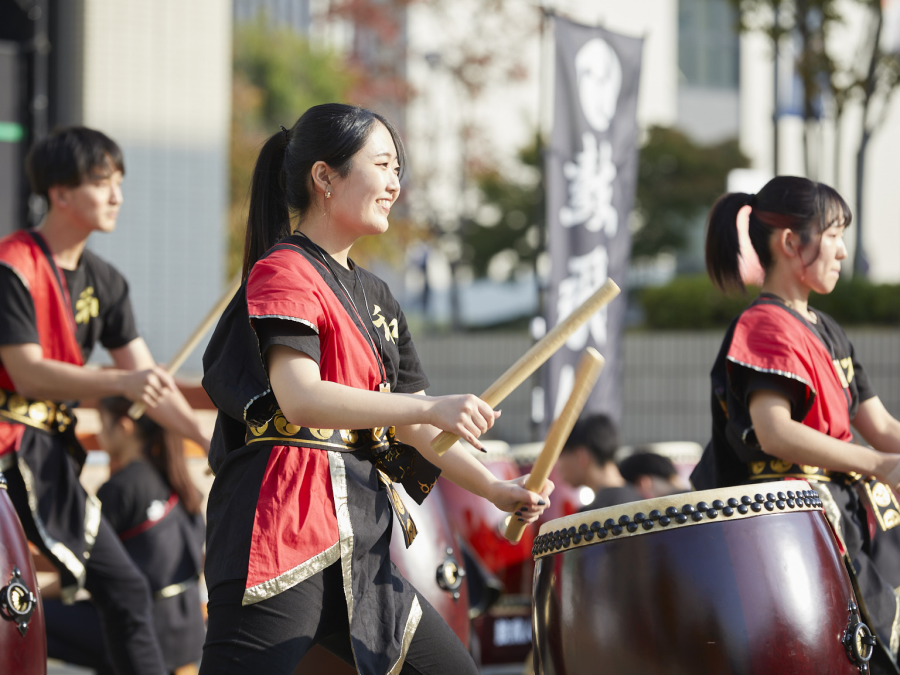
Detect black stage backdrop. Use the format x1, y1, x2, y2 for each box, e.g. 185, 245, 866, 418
542, 17, 643, 430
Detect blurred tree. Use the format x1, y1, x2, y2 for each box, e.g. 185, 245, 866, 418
730, 0, 900, 276
229, 18, 357, 278
463, 136, 544, 282
633, 126, 749, 259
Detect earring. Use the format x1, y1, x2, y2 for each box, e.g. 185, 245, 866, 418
325, 188, 332, 199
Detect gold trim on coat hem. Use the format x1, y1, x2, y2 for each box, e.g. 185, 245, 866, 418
815, 482, 848, 558
83, 493, 101, 559
891, 591, 900, 657
328, 451, 355, 625
387, 595, 422, 675
17, 456, 86, 600
241, 542, 340, 606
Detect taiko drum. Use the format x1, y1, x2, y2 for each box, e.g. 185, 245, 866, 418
0, 471, 46, 675
532, 480, 874, 675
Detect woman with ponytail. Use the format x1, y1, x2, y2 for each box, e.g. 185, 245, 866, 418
96, 396, 206, 674
693, 175, 900, 671
199, 103, 552, 675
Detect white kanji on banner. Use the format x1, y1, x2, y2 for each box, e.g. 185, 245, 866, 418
559, 133, 618, 236
556, 244, 609, 351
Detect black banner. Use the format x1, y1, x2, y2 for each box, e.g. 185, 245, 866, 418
542, 17, 642, 427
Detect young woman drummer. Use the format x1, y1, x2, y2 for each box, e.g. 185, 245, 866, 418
199, 103, 553, 675
692, 175, 900, 671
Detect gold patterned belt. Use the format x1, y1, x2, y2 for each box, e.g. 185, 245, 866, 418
747, 460, 900, 533
246, 411, 441, 548
0, 389, 74, 435
746, 459, 859, 485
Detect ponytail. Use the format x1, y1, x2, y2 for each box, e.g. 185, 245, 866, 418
704, 176, 852, 294
705, 192, 754, 293
242, 130, 292, 279
99, 397, 203, 516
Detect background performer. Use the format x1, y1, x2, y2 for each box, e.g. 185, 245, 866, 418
693, 175, 900, 673
200, 103, 552, 675
556, 413, 641, 510
43, 396, 206, 674
0, 126, 210, 675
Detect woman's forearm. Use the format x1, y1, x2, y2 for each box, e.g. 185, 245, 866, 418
268, 347, 497, 447
750, 390, 897, 481
280, 380, 433, 429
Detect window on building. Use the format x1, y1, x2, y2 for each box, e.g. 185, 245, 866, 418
678, 0, 739, 89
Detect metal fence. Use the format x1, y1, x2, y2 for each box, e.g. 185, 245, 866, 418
415, 328, 900, 447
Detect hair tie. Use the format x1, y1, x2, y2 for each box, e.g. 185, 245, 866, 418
280, 125, 291, 142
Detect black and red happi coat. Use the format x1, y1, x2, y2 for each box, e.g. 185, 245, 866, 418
692, 298, 855, 489
692, 298, 900, 664
0, 230, 101, 600
0, 230, 83, 456
202, 236, 426, 675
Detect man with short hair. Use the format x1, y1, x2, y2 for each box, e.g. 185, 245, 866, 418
557, 413, 641, 511
0, 126, 209, 675
618, 450, 690, 499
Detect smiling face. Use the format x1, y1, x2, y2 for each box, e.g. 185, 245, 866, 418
327, 121, 401, 238
51, 162, 124, 235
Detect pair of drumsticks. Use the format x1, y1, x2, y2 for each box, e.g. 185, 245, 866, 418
130, 274, 620, 545
427, 280, 619, 543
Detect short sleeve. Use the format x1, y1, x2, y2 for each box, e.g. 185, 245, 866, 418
0, 265, 39, 346
741, 370, 808, 422
393, 308, 429, 393
98, 272, 139, 350
253, 318, 320, 365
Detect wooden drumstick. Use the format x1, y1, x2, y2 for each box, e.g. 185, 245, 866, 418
504, 347, 605, 543
430, 278, 619, 456
128, 275, 242, 419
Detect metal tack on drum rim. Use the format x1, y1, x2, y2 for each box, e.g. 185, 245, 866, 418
533, 480, 823, 559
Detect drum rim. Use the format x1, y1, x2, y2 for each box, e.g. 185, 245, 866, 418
533, 480, 822, 559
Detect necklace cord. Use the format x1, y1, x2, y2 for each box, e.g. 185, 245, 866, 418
297, 233, 388, 386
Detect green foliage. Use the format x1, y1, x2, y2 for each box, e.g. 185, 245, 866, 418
640, 275, 900, 329
810, 279, 900, 325
227, 19, 357, 277
233, 19, 357, 131
634, 126, 749, 259
464, 136, 544, 279
640, 275, 757, 329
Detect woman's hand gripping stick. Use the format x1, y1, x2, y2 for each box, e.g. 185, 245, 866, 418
430, 279, 619, 456
503, 347, 606, 543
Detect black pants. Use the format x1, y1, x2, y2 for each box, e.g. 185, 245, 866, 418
200, 561, 478, 675
6, 465, 167, 675
43, 599, 115, 675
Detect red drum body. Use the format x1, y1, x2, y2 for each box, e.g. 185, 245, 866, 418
440, 449, 533, 594
442, 447, 542, 667
533, 481, 872, 675
0, 472, 46, 675
389, 480, 470, 648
